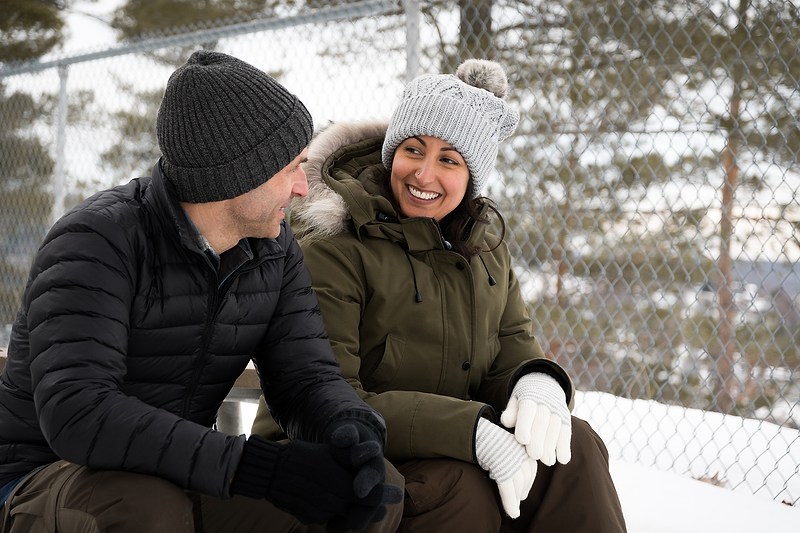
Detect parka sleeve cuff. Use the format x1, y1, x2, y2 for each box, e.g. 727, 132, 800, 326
471, 404, 497, 464
508, 359, 574, 409
230, 434, 279, 499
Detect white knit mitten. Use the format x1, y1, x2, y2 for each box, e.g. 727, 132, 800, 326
475, 418, 537, 518
500, 373, 572, 466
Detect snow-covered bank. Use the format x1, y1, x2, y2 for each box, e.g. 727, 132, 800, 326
574, 391, 800, 504
610, 459, 798, 532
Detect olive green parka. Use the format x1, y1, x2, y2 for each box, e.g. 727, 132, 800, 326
252, 122, 574, 464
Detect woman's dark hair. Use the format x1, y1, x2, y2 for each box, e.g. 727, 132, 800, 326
371, 165, 506, 258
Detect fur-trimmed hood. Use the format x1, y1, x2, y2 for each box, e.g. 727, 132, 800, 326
289, 121, 389, 241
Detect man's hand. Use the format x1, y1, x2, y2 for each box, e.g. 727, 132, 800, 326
230, 434, 402, 533
326, 421, 385, 498
325, 421, 403, 532
500, 372, 572, 466
475, 418, 537, 518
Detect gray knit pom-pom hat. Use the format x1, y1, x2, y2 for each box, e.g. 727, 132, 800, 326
382, 59, 519, 195
157, 50, 313, 203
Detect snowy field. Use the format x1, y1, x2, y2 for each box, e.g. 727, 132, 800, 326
575, 391, 800, 532
611, 460, 797, 533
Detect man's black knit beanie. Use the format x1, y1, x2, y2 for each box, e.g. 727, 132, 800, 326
156, 50, 313, 203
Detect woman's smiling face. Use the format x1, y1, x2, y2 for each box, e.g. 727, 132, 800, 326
390, 135, 470, 221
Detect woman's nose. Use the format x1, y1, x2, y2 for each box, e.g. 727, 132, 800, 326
415, 162, 435, 185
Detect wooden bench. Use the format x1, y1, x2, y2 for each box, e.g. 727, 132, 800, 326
0, 346, 261, 435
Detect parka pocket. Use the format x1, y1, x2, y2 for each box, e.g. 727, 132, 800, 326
362, 334, 406, 391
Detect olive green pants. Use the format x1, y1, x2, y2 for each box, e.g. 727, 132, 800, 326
0, 459, 403, 533
396, 417, 627, 533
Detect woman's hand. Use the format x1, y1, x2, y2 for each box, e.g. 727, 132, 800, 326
500, 373, 572, 466
474, 418, 537, 518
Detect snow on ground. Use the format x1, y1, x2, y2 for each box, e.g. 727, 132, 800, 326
574, 391, 800, 501
611, 460, 797, 533
611, 460, 800, 533
574, 391, 800, 532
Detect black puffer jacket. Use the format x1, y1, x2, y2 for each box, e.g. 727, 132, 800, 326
0, 161, 383, 498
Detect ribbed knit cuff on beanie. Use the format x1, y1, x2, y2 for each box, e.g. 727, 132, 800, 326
156, 50, 313, 203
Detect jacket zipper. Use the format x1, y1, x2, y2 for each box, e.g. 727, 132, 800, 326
178, 257, 268, 419
179, 271, 219, 419
430, 218, 452, 250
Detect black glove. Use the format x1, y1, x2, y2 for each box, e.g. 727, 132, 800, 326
326, 420, 386, 498
231, 434, 402, 533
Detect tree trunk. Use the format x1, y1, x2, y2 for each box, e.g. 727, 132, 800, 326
713, 0, 749, 414
458, 0, 495, 63
715, 93, 740, 414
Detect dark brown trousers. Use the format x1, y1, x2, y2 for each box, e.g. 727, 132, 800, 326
0, 459, 404, 533
396, 417, 627, 533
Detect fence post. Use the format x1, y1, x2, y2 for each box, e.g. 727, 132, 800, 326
52, 63, 68, 226
404, 0, 420, 83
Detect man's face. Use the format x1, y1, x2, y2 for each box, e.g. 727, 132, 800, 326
227, 149, 309, 239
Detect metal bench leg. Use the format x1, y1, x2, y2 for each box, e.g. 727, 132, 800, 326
217, 401, 243, 435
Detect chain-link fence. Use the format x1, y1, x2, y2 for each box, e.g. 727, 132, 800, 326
1, 0, 799, 505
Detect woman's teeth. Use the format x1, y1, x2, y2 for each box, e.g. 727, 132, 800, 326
409, 185, 440, 200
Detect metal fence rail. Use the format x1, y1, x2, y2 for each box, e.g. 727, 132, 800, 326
1, 0, 798, 504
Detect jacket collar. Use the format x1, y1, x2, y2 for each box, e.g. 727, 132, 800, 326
148, 158, 207, 256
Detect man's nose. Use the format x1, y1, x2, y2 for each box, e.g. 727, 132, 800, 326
293, 167, 309, 198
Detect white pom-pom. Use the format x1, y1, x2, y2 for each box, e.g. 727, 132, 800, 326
455, 59, 509, 99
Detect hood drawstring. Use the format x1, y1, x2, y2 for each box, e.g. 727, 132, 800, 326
431, 218, 453, 251
479, 255, 497, 286
404, 250, 423, 303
